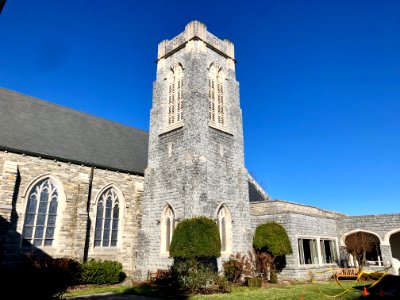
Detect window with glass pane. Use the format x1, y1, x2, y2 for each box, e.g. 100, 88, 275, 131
298, 238, 319, 265
161, 205, 175, 253
218, 207, 227, 251
320, 239, 338, 264
22, 178, 59, 247
94, 188, 120, 247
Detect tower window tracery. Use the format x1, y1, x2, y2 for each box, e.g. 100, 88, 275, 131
208, 63, 225, 128
168, 64, 183, 127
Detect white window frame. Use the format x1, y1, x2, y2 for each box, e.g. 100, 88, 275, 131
298, 236, 339, 266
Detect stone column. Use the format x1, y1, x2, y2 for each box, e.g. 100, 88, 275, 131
380, 244, 395, 274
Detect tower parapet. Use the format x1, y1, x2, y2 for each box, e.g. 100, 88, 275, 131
157, 20, 235, 62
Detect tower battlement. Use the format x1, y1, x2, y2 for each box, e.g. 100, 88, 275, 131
157, 20, 235, 61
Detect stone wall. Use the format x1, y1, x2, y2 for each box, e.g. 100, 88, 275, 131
0, 150, 144, 276
251, 202, 340, 278
336, 214, 400, 274
250, 201, 341, 279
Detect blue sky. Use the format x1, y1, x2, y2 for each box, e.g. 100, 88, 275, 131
0, 1, 399, 216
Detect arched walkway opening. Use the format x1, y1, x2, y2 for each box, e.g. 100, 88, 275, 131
344, 231, 382, 268
389, 231, 400, 275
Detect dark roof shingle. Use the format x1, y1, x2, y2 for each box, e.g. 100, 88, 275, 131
0, 88, 148, 174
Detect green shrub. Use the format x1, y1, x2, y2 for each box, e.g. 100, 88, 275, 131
170, 216, 221, 259
81, 259, 125, 285
253, 222, 292, 256
170, 258, 231, 294
270, 271, 278, 283
245, 277, 263, 287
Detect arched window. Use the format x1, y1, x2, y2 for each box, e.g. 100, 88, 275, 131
217, 204, 232, 253
161, 205, 175, 254
168, 64, 183, 127
209, 63, 225, 128
94, 187, 120, 247
22, 178, 59, 247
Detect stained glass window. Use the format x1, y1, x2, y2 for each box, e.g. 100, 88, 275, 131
94, 187, 120, 247
22, 178, 59, 247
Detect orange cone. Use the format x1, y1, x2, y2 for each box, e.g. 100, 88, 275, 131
363, 286, 370, 296
379, 289, 384, 297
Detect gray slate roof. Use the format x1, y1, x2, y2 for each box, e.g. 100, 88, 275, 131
248, 181, 267, 202
0, 88, 148, 174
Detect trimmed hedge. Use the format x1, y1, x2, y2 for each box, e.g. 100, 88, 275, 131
170, 216, 221, 259
81, 258, 126, 285
253, 222, 292, 256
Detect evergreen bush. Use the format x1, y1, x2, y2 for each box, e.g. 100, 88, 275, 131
253, 222, 292, 256
253, 222, 292, 282
169, 217, 226, 294
81, 259, 125, 285
169, 216, 221, 259
270, 271, 278, 283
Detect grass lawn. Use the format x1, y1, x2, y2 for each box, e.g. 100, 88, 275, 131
64, 279, 374, 299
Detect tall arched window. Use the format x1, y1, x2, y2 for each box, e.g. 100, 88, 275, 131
209, 63, 225, 128
22, 178, 59, 247
168, 64, 183, 127
94, 187, 120, 247
217, 204, 232, 254
161, 205, 175, 254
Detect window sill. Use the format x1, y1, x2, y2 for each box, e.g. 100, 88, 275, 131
209, 123, 232, 135
220, 250, 231, 257
299, 263, 337, 268
160, 252, 171, 258
92, 247, 121, 253
159, 123, 184, 135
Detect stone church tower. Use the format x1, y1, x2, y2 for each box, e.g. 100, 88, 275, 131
136, 21, 251, 277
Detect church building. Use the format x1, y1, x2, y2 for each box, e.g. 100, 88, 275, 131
1, 21, 399, 279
